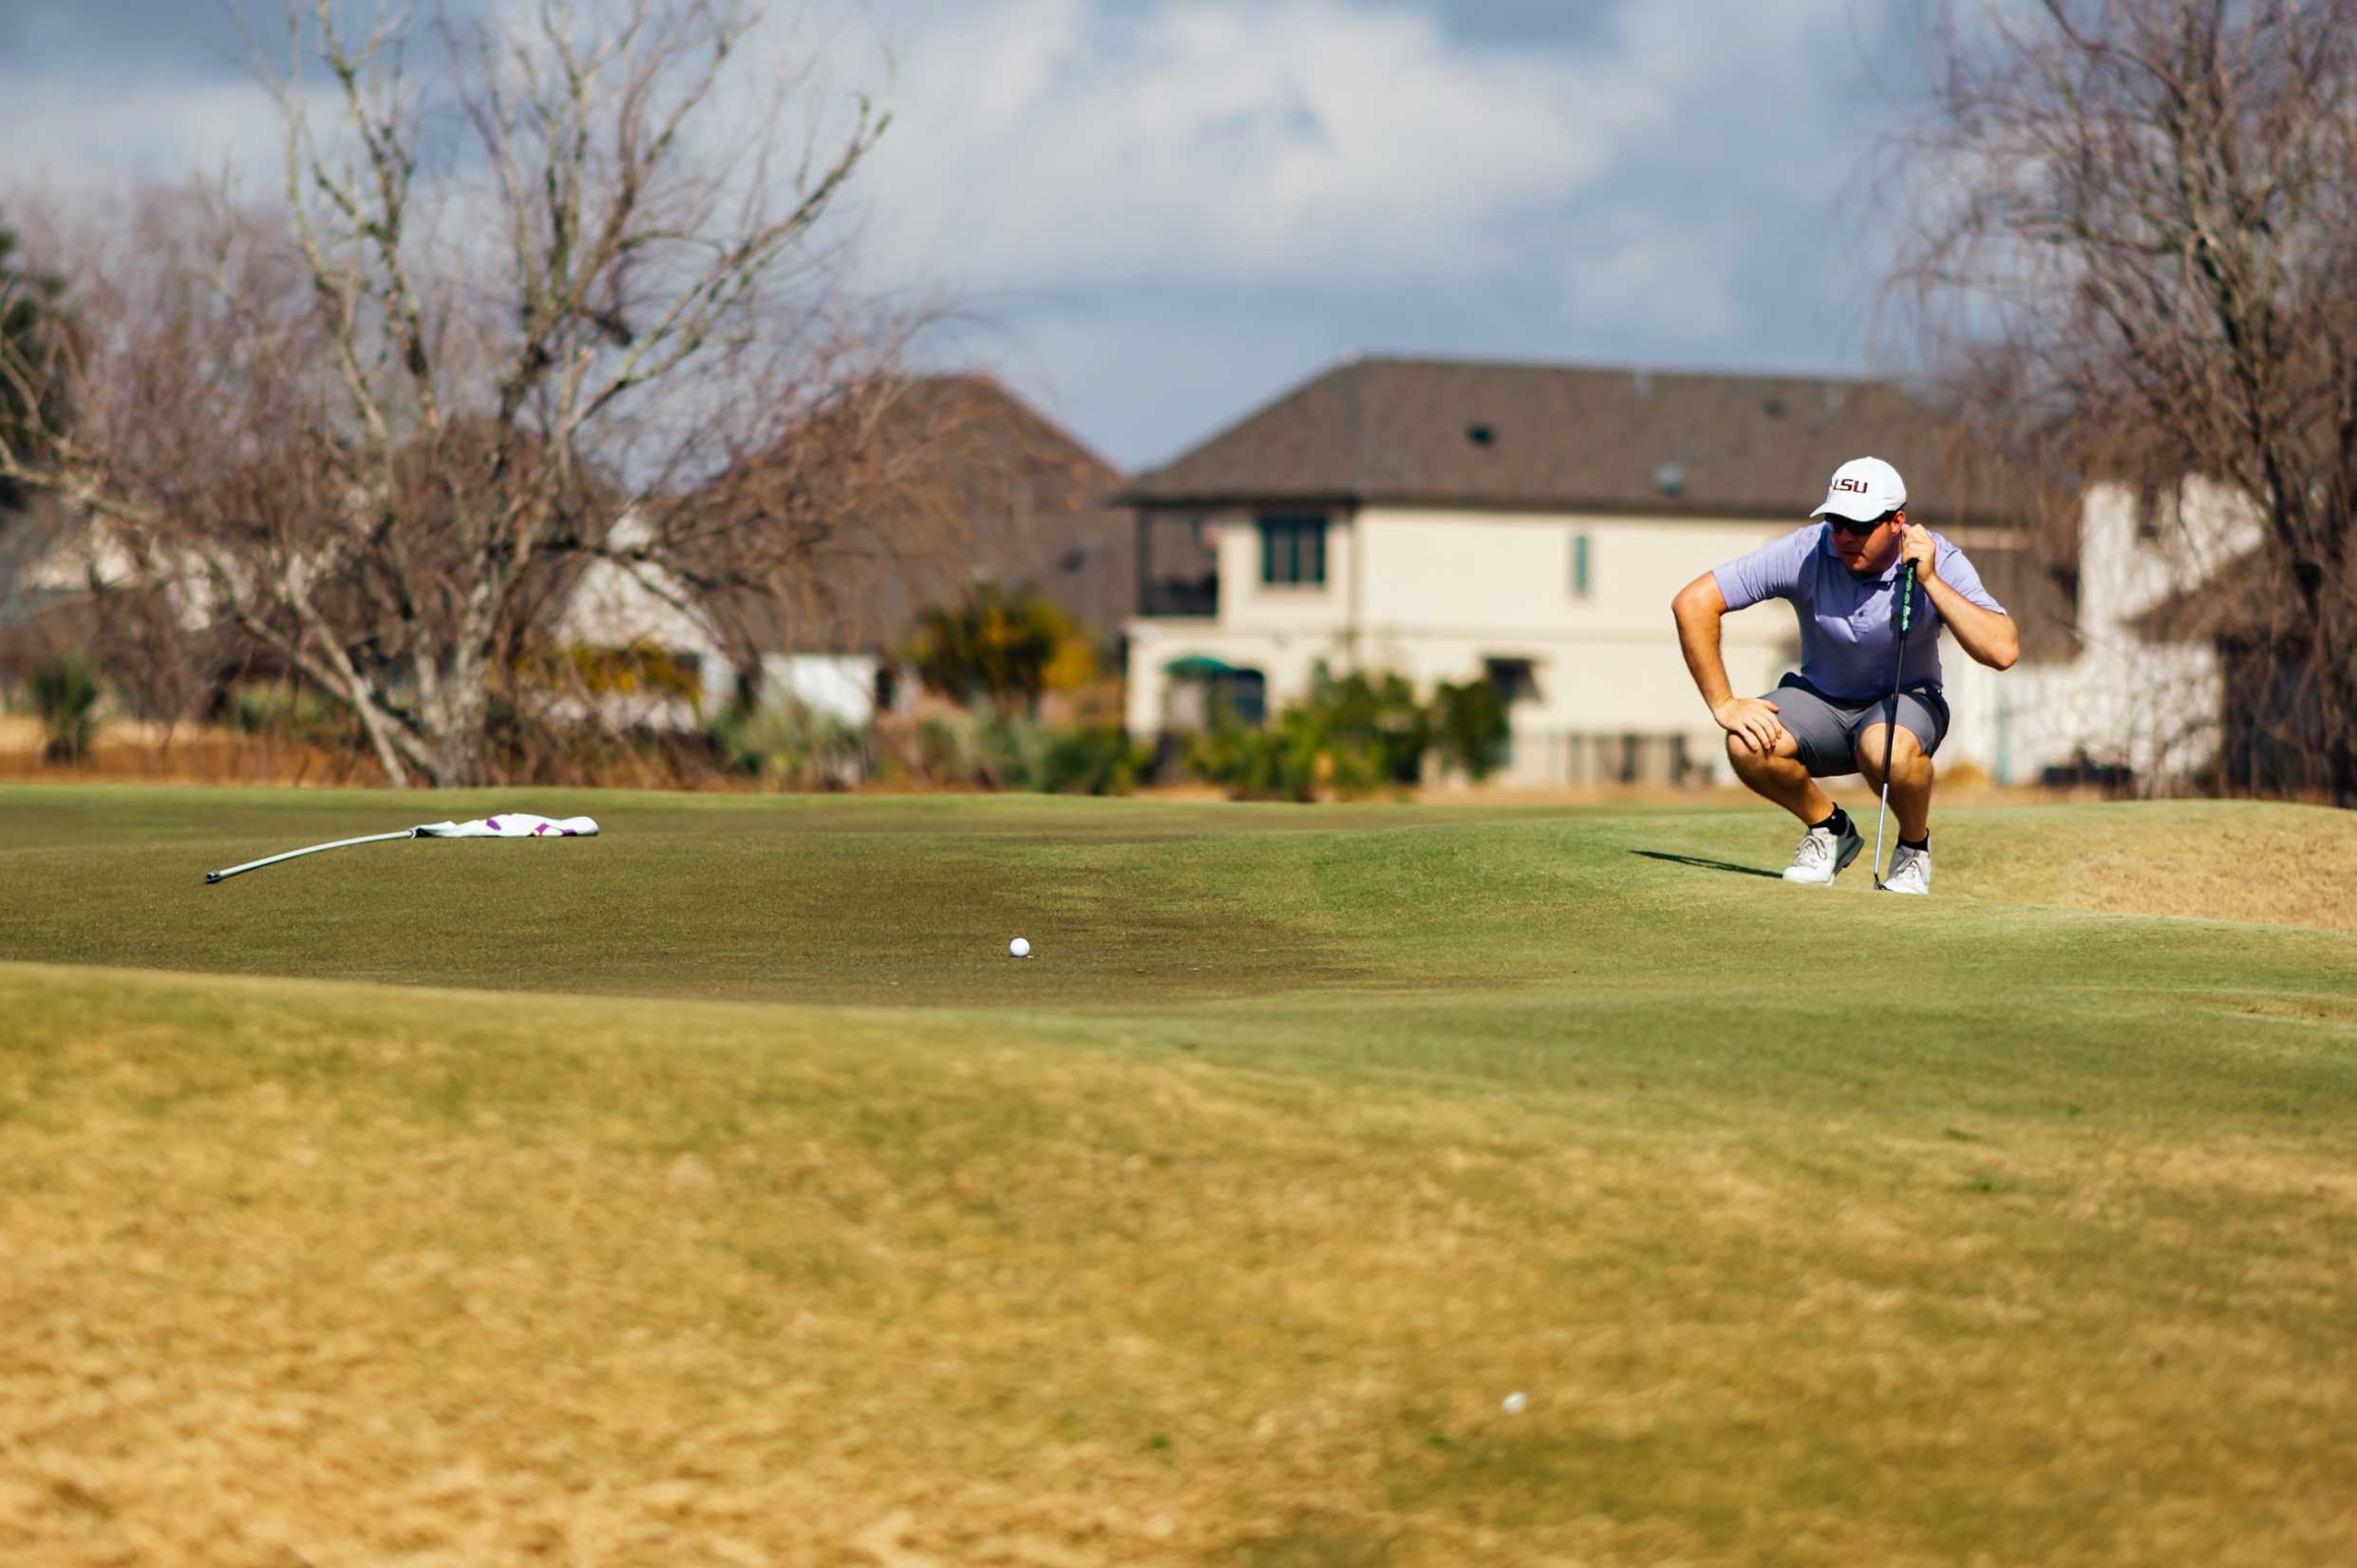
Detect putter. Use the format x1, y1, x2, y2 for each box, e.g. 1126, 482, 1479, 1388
1871, 560, 1917, 890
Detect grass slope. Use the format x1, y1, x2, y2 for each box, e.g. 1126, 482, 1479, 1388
2, 785, 2354, 1566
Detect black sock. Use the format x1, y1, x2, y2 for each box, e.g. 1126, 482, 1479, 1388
1900, 833, 1929, 851
1812, 805, 1850, 834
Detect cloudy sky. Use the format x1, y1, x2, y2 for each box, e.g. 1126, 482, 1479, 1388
1, 0, 1936, 472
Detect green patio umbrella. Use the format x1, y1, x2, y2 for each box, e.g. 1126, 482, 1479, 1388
1163, 655, 1242, 678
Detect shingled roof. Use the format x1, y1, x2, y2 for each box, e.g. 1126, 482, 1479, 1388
682, 374, 1132, 655
1118, 354, 2028, 526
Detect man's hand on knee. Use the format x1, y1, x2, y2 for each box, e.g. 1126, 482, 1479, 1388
1714, 697, 1785, 756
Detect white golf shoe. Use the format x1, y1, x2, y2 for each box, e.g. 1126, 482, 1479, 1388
1782, 816, 1864, 885
1881, 841, 1932, 895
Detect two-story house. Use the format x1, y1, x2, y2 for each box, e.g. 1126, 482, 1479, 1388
1120, 354, 2060, 787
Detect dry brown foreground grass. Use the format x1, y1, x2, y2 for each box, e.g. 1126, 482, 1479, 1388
5, 964, 2356, 1568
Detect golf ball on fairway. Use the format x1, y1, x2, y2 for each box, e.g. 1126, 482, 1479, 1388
1501, 1391, 1528, 1414
1009, 936, 1031, 959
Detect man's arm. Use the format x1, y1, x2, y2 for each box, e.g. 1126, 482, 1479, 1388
1672, 572, 1784, 753
1899, 527, 2019, 671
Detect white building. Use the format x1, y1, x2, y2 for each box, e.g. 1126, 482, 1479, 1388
1943, 475, 2261, 788
1122, 355, 2080, 787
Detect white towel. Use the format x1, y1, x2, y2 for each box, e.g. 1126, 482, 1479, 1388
412, 813, 599, 839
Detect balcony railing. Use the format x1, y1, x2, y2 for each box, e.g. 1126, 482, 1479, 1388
1138, 576, 1217, 617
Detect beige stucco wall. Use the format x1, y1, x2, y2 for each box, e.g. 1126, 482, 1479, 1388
1359, 509, 1800, 778
1125, 504, 1807, 784
1355, 508, 1793, 635
1208, 509, 1357, 635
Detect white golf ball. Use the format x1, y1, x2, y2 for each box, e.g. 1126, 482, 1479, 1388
1009, 936, 1031, 959
1501, 1391, 1528, 1414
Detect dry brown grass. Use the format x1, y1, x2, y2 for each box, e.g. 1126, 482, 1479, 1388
0, 718, 391, 788
1947, 801, 2357, 933
5, 965, 2354, 1567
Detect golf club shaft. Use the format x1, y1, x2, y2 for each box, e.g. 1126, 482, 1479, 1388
204, 828, 417, 883
1872, 562, 1916, 886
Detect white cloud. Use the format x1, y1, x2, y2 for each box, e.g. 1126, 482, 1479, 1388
1562, 222, 1744, 343
839, 0, 1669, 294
1537, 0, 1896, 340
928, 294, 1353, 467
0, 28, 401, 219
2, 0, 1921, 467
0, 65, 294, 191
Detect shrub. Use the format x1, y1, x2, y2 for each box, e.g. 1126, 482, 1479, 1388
510, 639, 707, 717
969, 711, 1153, 794
1186, 711, 1323, 802
28, 652, 101, 762
1431, 677, 1511, 782
1301, 669, 1428, 786
1185, 667, 1441, 801
975, 709, 1048, 790
905, 584, 1071, 711
915, 714, 971, 783
709, 697, 869, 788
1039, 724, 1155, 795
227, 682, 364, 746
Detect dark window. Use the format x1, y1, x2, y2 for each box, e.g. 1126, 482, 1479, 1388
1482, 657, 1539, 707
1570, 533, 1593, 595
1222, 670, 1268, 727
1258, 514, 1328, 586
2136, 475, 2179, 542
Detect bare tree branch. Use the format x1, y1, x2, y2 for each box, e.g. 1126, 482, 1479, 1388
1888, 0, 2357, 802
0, 0, 927, 787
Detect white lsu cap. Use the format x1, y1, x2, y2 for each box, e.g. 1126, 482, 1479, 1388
1810, 456, 1907, 522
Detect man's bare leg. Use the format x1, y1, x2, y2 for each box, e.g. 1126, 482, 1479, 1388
1855, 724, 1933, 840
1725, 730, 1834, 824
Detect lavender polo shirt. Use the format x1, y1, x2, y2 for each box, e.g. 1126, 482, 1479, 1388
1712, 524, 2008, 702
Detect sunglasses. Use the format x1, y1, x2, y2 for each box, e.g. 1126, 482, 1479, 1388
1827, 516, 1889, 538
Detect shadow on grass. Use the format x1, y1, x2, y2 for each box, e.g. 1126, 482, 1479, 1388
1630, 849, 1782, 881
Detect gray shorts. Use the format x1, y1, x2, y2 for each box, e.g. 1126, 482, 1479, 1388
1763, 674, 1951, 778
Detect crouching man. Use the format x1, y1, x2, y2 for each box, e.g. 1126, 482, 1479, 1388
1670, 457, 2019, 896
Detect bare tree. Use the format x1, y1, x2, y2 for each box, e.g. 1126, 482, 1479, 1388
1891, 0, 2357, 803
0, 0, 913, 786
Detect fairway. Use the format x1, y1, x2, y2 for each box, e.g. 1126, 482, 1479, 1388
4, 785, 2355, 1566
